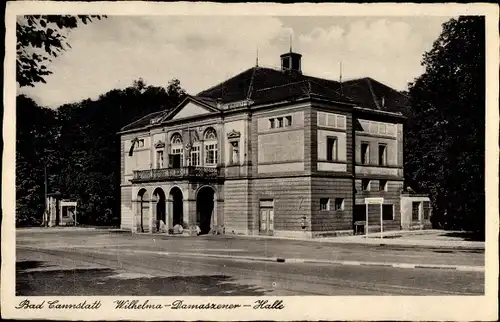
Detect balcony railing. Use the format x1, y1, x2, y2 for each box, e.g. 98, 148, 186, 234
132, 166, 224, 182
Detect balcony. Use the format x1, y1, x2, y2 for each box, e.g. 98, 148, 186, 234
132, 166, 224, 182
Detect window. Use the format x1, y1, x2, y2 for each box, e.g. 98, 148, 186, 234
317, 112, 346, 129
379, 179, 388, 191
205, 143, 218, 165
285, 116, 292, 127
382, 204, 394, 220
320, 198, 330, 211
334, 198, 344, 211
326, 137, 338, 161
230, 141, 239, 164
170, 147, 183, 168
378, 144, 387, 166
156, 150, 164, 168
378, 123, 387, 135
190, 145, 200, 167
277, 117, 283, 128
318, 112, 327, 126
336, 115, 346, 129
269, 119, 275, 129
137, 139, 145, 148
204, 128, 217, 140
362, 179, 371, 191
171, 133, 182, 145
412, 202, 421, 221
361, 143, 370, 164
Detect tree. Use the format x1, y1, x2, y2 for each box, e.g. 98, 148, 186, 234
51, 78, 186, 226
17, 15, 104, 87
16, 95, 59, 226
405, 17, 485, 234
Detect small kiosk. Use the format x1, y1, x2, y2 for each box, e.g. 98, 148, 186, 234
45, 194, 78, 227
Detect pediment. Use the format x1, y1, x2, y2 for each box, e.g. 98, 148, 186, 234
227, 130, 241, 139
171, 102, 213, 120
154, 141, 165, 148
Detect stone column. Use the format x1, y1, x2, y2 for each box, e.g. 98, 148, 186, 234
131, 199, 136, 232
166, 199, 173, 231
148, 200, 154, 234
212, 194, 218, 228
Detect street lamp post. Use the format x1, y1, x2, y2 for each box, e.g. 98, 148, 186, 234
44, 164, 48, 227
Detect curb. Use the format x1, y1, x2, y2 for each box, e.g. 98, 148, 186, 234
280, 257, 484, 272
90, 248, 485, 273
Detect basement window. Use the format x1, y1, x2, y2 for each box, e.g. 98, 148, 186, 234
320, 198, 330, 211
334, 198, 344, 211
362, 179, 371, 191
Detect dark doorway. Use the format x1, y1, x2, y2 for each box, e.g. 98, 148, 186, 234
138, 189, 149, 233
169, 187, 183, 226
197, 187, 215, 235
154, 188, 166, 232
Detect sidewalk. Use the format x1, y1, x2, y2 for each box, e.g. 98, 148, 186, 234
221, 229, 485, 250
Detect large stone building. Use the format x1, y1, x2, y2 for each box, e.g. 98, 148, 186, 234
119, 50, 429, 238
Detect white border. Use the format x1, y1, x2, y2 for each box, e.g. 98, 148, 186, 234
3, 2, 499, 321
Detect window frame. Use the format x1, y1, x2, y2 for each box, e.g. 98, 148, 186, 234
276, 117, 284, 128
190, 145, 200, 167
326, 136, 338, 161
378, 143, 387, 166
156, 150, 164, 169
361, 142, 370, 165
412, 202, 421, 221
205, 143, 218, 166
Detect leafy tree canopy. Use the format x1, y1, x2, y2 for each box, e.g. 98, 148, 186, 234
17, 15, 104, 87
405, 17, 485, 233
16, 78, 186, 226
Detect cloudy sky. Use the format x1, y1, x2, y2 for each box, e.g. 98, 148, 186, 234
18, 15, 452, 108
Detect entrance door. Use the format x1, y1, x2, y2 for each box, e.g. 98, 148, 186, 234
259, 200, 274, 235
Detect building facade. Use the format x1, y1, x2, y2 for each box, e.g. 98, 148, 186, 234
119, 50, 421, 238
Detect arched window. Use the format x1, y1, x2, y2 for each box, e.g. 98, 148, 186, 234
204, 128, 217, 140
204, 128, 218, 166
171, 133, 182, 145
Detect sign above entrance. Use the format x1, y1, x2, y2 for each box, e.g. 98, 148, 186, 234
220, 99, 254, 110
365, 197, 384, 204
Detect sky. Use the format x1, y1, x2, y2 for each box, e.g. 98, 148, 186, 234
18, 15, 452, 108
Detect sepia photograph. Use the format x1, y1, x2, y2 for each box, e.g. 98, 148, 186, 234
2, 2, 498, 321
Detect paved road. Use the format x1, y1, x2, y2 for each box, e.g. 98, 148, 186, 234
16, 229, 484, 296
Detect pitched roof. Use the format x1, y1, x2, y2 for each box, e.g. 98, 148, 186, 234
342, 77, 409, 114
196, 66, 351, 105
121, 110, 165, 132
121, 67, 409, 132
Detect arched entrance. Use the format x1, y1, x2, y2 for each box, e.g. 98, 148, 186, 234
169, 187, 183, 227
137, 188, 149, 233
153, 188, 166, 232
196, 186, 216, 235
